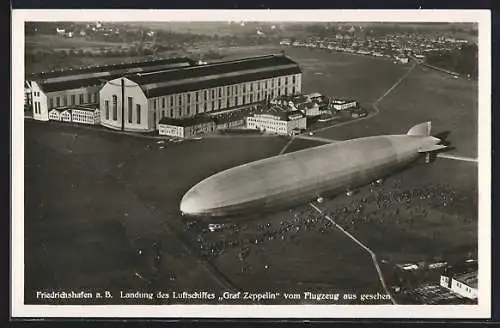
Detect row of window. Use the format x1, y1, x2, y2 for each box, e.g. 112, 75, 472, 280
49, 92, 98, 109
455, 281, 475, 294
48, 109, 98, 123
33, 91, 41, 97
154, 87, 298, 120
249, 117, 286, 126
150, 77, 300, 111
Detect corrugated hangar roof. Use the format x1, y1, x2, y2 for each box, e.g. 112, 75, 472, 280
129, 55, 302, 98
38, 63, 193, 92
28, 57, 195, 80
31, 57, 195, 93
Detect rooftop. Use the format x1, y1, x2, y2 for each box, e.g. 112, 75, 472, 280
49, 104, 99, 112
159, 115, 214, 127
28, 57, 196, 80
128, 54, 301, 98
454, 271, 478, 289
253, 108, 306, 121
30, 57, 195, 93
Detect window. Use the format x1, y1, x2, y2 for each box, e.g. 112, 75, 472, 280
170, 109, 173, 117
178, 109, 181, 117
162, 97, 165, 108
196, 104, 199, 114
170, 96, 173, 107
49, 97, 54, 108
226, 99, 230, 108
63, 96, 67, 106
162, 110, 165, 118
128, 97, 133, 123
218, 100, 221, 109
204, 103, 207, 112
112, 95, 117, 120
71, 95, 75, 105
187, 105, 190, 115
218, 88, 222, 97
153, 99, 157, 110
292, 86, 296, 94
79, 94, 84, 104
56, 97, 60, 107
95, 93, 99, 102
178, 96, 182, 106
136, 104, 141, 124
105, 100, 109, 119
204, 90, 207, 100
211, 89, 215, 98
250, 94, 253, 103
87, 93, 92, 103
196, 91, 199, 102
250, 84, 253, 92
187, 94, 191, 103
243, 85, 246, 93
243, 95, 246, 103
293, 75, 296, 84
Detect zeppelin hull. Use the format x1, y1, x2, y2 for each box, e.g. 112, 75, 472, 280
180, 135, 435, 218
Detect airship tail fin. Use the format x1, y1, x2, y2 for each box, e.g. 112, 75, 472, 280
407, 122, 431, 137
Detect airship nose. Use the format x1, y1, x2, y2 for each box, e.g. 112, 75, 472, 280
180, 188, 204, 216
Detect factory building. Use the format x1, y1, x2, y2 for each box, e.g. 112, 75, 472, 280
48, 108, 63, 121
99, 54, 302, 132
212, 114, 246, 130
331, 99, 358, 111
440, 260, 478, 300
47, 105, 100, 125
26, 57, 196, 122
246, 108, 306, 135
158, 116, 215, 139
440, 271, 478, 300
71, 106, 100, 125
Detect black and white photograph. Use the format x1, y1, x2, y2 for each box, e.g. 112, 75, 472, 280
11, 10, 491, 318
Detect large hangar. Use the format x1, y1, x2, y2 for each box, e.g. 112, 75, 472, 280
26, 57, 196, 122
99, 54, 303, 132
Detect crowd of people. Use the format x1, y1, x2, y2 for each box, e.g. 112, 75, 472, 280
182, 182, 471, 266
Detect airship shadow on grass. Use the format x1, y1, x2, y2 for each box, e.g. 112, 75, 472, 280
180, 122, 450, 221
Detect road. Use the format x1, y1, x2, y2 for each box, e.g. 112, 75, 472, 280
309, 203, 397, 305
312, 62, 418, 135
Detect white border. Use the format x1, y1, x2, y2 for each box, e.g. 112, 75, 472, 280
11, 9, 491, 319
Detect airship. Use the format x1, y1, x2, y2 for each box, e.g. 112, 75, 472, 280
180, 122, 447, 218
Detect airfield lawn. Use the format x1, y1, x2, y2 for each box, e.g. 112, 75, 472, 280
23, 47, 478, 304
315, 65, 478, 158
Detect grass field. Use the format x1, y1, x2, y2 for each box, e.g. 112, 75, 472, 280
23, 46, 479, 305
314, 64, 478, 158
